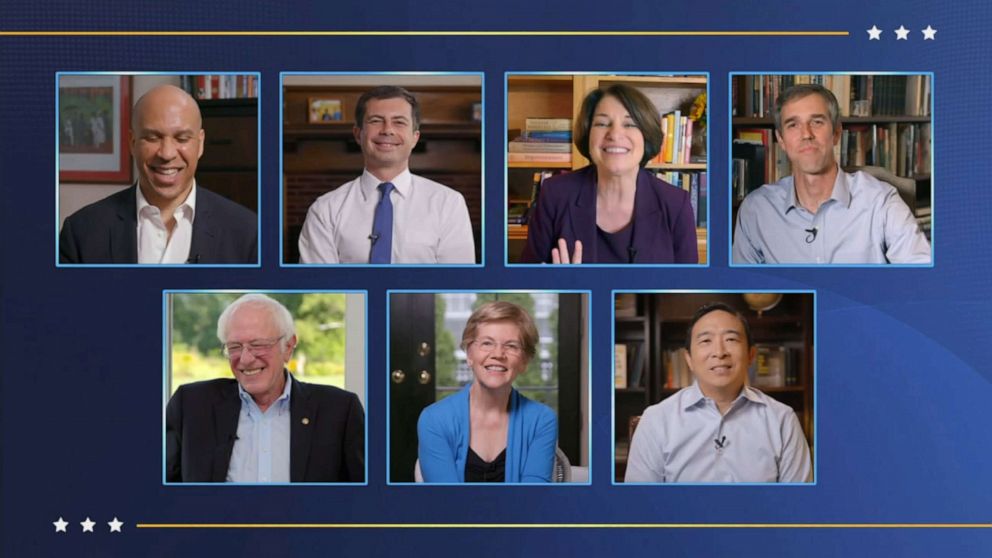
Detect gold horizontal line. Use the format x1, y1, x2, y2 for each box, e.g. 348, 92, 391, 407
1, 30, 848, 37
136, 523, 992, 529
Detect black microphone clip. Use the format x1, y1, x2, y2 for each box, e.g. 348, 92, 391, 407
804, 227, 818, 244
714, 435, 727, 450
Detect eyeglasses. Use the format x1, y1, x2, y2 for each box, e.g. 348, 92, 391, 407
222, 336, 285, 359
472, 339, 524, 357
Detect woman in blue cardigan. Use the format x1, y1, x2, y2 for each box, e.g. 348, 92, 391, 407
417, 301, 558, 483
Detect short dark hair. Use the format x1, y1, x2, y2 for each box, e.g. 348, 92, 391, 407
684, 302, 752, 352
354, 85, 421, 130
574, 83, 663, 168
773, 83, 841, 133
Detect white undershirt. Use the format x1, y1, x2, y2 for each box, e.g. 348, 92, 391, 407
136, 183, 197, 264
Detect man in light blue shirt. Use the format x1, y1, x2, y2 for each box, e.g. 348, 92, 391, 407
624, 303, 812, 483
226, 367, 293, 482
732, 84, 930, 264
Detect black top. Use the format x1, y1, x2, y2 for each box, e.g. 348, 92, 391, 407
464, 447, 507, 482
596, 221, 635, 263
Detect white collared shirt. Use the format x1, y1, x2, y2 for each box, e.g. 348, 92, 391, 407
625, 383, 812, 483
297, 169, 475, 264
136, 183, 196, 264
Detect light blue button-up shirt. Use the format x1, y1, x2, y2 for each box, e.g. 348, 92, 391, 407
733, 168, 931, 264
625, 383, 812, 483
226, 374, 292, 483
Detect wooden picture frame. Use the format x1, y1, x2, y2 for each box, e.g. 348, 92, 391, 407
308, 97, 344, 124
58, 75, 132, 183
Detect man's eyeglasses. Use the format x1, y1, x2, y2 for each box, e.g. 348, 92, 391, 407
472, 339, 524, 357
222, 336, 285, 359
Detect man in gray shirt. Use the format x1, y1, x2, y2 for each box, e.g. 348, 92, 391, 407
732, 84, 930, 265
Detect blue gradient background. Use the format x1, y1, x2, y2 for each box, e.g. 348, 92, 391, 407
1, 0, 990, 555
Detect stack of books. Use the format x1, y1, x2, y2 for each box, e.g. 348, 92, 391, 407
507, 118, 572, 164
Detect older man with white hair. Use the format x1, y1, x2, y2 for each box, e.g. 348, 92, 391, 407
166, 294, 364, 483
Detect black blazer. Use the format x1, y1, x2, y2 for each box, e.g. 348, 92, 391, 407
166, 376, 365, 483
59, 185, 257, 264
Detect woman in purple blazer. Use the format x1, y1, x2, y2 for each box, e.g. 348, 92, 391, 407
521, 84, 698, 264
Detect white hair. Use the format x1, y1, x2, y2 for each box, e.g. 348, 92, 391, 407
216, 293, 296, 346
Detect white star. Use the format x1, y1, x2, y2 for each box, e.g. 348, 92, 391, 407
53, 517, 68, 533
922, 25, 937, 40
108, 517, 124, 533
895, 25, 910, 40
80, 517, 95, 533
867, 25, 882, 40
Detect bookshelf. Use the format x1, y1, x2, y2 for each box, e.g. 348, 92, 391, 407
506, 74, 708, 263
613, 292, 814, 482
731, 74, 932, 237
195, 98, 258, 213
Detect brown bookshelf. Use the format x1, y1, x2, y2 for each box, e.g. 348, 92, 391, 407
196, 97, 258, 213
506, 74, 708, 264
614, 292, 814, 482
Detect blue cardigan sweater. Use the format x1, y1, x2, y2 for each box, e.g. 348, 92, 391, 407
417, 385, 558, 483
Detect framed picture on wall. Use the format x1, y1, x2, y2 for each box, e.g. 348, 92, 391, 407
308, 97, 344, 124
58, 74, 132, 183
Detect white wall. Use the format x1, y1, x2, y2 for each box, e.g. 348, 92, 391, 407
345, 293, 367, 408
58, 74, 178, 226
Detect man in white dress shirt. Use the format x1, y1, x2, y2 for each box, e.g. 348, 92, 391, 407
625, 302, 812, 483
297, 86, 475, 264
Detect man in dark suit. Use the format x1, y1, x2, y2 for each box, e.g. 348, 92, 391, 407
59, 84, 256, 264
166, 294, 365, 483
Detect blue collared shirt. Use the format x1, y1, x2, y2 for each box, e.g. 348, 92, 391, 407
226, 374, 292, 483
625, 383, 812, 483
733, 168, 931, 264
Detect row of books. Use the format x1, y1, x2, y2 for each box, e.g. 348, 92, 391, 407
507, 118, 573, 164
649, 111, 699, 165
614, 342, 647, 389
663, 344, 801, 389
655, 171, 707, 228
841, 123, 932, 178
179, 75, 260, 100
734, 75, 930, 119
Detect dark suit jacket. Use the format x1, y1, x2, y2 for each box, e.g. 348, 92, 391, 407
520, 166, 698, 264
166, 376, 365, 483
59, 184, 257, 264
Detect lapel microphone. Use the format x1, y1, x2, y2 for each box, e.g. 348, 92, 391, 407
804, 227, 818, 243
714, 435, 727, 450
